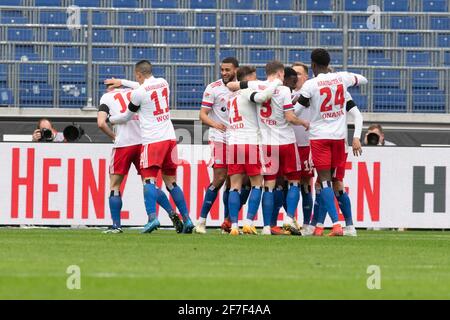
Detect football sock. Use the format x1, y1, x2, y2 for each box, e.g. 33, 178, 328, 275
167, 183, 190, 222
240, 185, 251, 207
143, 180, 157, 222
320, 184, 339, 224
286, 183, 300, 219
200, 184, 218, 219
228, 190, 241, 225
246, 186, 262, 221
272, 187, 284, 226
336, 190, 354, 226
223, 188, 230, 220
156, 188, 175, 215
301, 185, 313, 225
109, 190, 122, 228
262, 188, 274, 227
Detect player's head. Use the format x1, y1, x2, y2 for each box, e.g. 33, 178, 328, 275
134, 60, 153, 84
311, 48, 331, 76
265, 60, 285, 81
365, 124, 385, 146
237, 66, 257, 81
283, 67, 298, 91
292, 62, 309, 90
221, 57, 239, 84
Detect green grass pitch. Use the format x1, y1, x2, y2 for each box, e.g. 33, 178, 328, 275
1, 228, 450, 299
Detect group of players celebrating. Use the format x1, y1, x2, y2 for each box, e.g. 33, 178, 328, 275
99, 48, 366, 237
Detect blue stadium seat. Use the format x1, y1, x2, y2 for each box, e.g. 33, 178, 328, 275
156, 13, 185, 26
92, 29, 112, 43
131, 47, 158, 62
0, 0, 22, 5
53, 46, 80, 60
35, 0, 61, 5
176, 66, 205, 84
151, 0, 177, 8
274, 15, 301, 28
59, 83, 87, 108
307, 0, 331, 10
228, 0, 255, 9
177, 83, 204, 108
320, 32, 343, 46
242, 31, 267, 45
413, 90, 446, 113
59, 65, 86, 82
1, 16, 28, 24
209, 49, 237, 63
80, 12, 108, 25
412, 70, 440, 89
250, 49, 276, 63
40, 11, 66, 24
398, 33, 423, 47
423, 0, 448, 12
384, 0, 409, 11
374, 69, 401, 88
152, 67, 166, 78
254, 68, 265, 79
430, 17, 450, 30
20, 83, 54, 107
329, 51, 343, 65
15, 45, 40, 61
268, 0, 293, 10
196, 13, 216, 27
92, 48, 119, 61
368, 50, 392, 66
47, 29, 72, 42
391, 16, 417, 29
347, 87, 368, 111
406, 51, 431, 66
235, 14, 262, 28
0, 65, 7, 83
8, 28, 33, 41
445, 51, 450, 65
373, 88, 407, 112
312, 16, 337, 29
202, 31, 229, 45
99, 65, 126, 80
20, 64, 49, 83
437, 34, 450, 47
280, 32, 306, 46
74, 0, 100, 7
113, 0, 139, 7
360, 32, 384, 46
345, 0, 368, 10
0, 88, 14, 106
124, 30, 150, 43
288, 50, 311, 63
118, 12, 146, 26
164, 31, 190, 44
190, 0, 216, 8
170, 48, 197, 62
352, 16, 368, 29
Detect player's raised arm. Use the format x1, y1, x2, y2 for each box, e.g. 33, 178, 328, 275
109, 90, 141, 125
347, 100, 364, 156
279, 87, 309, 129
345, 72, 368, 87
199, 87, 226, 132
104, 78, 140, 89
97, 103, 115, 141
242, 79, 283, 103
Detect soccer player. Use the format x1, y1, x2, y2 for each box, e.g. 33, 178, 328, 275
98, 81, 184, 234
108, 60, 194, 234
297, 49, 367, 237
195, 57, 240, 234
229, 61, 309, 235
226, 66, 283, 236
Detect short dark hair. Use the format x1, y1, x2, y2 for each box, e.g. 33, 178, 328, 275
135, 60, 152, 76
292, 62, 309, 74
265, 60, 284, 76
222, 57, 239, 68
284, 67, 297, 79
311, 49, 331, 67
237, 66, 256, 81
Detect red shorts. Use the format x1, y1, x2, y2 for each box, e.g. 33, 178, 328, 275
109, 144, 142, 176
310, 139, 346, 172
209, 141, 227, 169
227, 144, 262, 177
298, 146, 314, 179
262, 143, 301, 181
333, 152, 349, 182
140, 140, 178, 178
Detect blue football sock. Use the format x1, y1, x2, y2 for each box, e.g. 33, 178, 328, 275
321, 185, 339, 224
272, 187, 284, 226
109, 191, 122, 228
200, 184, 218, 219
262, 189, 274, 227
240, 186, 251, 208
228, 190, 241, 224
282, 185, 288, 212
143, 181, 157, 222
167, 183, 190, 222
317, 193, 328, 225
301, 185, 313, 225
246, 187, 262, 221
286, 183, 300, 219
310, 190, 321, 226
336, 191, 354, 226
223, 188, 230, 220
156, 188, 175, 215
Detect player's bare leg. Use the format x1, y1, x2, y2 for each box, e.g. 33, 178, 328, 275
333, 180, 357, 237
104, 174, 125, 234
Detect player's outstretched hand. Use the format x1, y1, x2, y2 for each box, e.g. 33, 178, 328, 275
214, 123, 227, 132
302, 120, 310, 131
352, 138, 363, 156
226, 81, 240, 92
104, 78, 122, 88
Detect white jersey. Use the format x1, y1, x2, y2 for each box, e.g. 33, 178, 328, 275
227, 88, 261, 145
100, 89, 141, 148
292, 89, 312, 147
130, 76, 176, 145
299, 72, 359, 140
248, 81, 296, 146
201, 79, 231, 143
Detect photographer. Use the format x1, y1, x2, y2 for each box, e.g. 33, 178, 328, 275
32, 118, 65, 142
364, 124, 396, 146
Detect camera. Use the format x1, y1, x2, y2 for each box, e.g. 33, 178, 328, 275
39, 128, 54, 142
367, 132, 380, 146
63, 125, 85, 142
